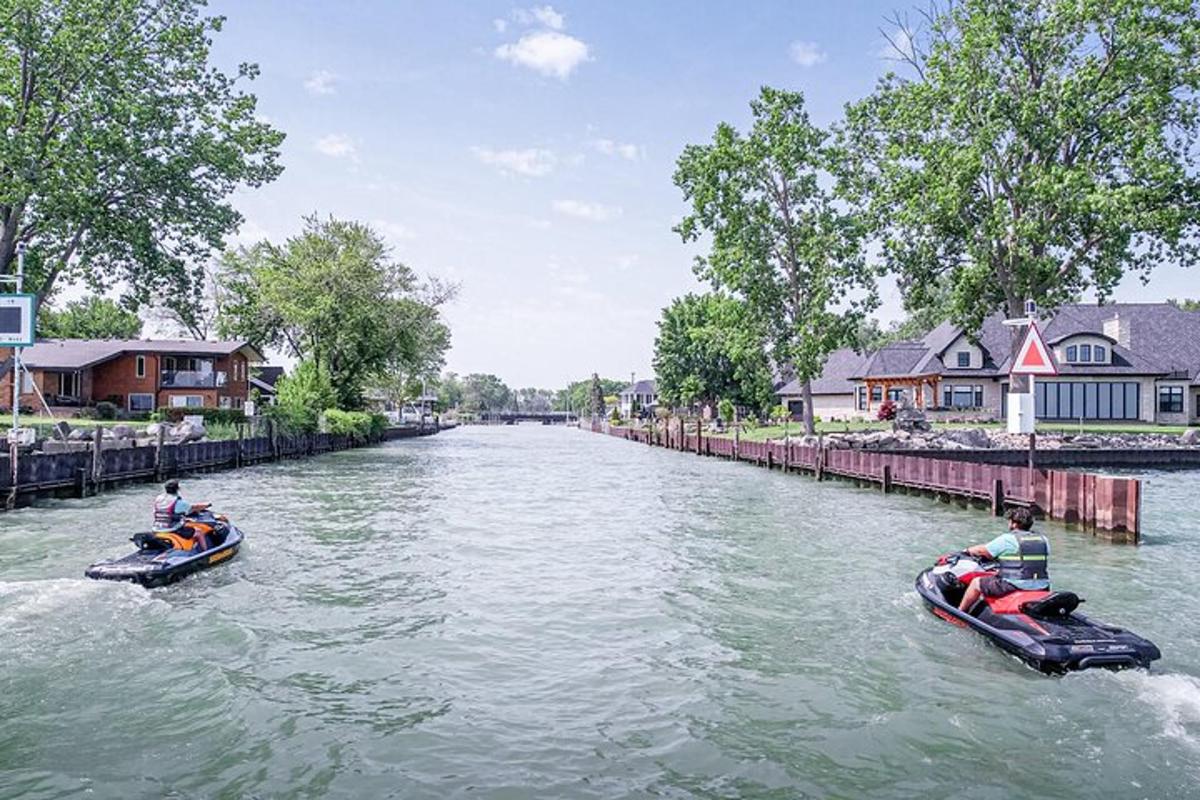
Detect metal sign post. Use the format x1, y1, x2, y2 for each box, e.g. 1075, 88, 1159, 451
1006, 305, 1057, 435
1, 243, 36, 435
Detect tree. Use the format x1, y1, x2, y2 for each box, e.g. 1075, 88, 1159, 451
217, 216, 452, 409
436, 372, 464, 410
675, 87, 875, 435
0, 0, 285, 306
1168, 298, 1200, 312
514, 387, 554, 413
553, 377, 625, 413
37, 296, 142, 339
843, 0, 1200, 340
273, 359, 337, 432
589, 373, 605, 418
459, 374, 512, 414
653, 292, 774, 413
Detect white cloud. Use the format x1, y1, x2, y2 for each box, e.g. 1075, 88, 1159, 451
513, 5, 565, 30
304, 69, 338, 95
493, 18, 508, 33
789, 41, 827, 67
372, 220, 415, 244
471, 146, 557, 177
876, 27, 915, 61
315, 133, 357, 159
553, 199, 622, 222
592, 138, 641, 161
495, 31, 589, 80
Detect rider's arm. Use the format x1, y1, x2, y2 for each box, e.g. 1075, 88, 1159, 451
966, 544, 994, 559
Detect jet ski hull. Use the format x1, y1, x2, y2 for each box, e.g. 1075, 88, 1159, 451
915, 567, 1160, 673
85, 524, 243, 588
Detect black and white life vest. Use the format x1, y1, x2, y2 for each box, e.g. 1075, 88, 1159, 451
153, 493, 182, 531
996, 533, 1050, 583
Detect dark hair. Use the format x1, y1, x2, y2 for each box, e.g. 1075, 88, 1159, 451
165, 479, 180, 494
1006, 507, 1034, 531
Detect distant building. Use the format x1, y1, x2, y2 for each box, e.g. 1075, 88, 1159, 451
777, 303, 1200, 425
1, 338, 263, 415
619, 379, 658, 416
250, 365, 285, 404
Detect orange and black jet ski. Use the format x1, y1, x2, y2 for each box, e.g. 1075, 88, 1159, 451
85, 511, 243, 588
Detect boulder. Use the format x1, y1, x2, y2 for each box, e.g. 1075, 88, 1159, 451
146, 422, 163, 438
1181, 428, 1200, 446
171, 420, 206, 443
67, 428, 92, 442
110, 424, 137, 441
893, 405, 931, 433
53, 420, 72, 441
942, 427, 991, 449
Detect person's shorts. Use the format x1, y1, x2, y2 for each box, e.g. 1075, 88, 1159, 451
979, 575, 1018, 598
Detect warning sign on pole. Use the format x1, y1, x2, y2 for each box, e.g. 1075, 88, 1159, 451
1010, 322, 1057, 376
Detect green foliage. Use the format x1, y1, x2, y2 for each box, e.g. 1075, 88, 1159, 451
217, 216, 452, 409
37, 297, 142, 339
458, 373, 512, 414
273, 360, 337, 432
436, 372, 464, 410
94, 401, 118, 420
0, 0, 285, 304
653, 292, 773, 411
154, 407, 248, 425
770, 404, 790, 423
1169, 298, 1200, 312
321, 408, 387, 439
717, 398, 735, 424
553, 376, 626, 413
590, 374, 607, 417
842, 0, 1200, 331
674, 87, 876, 435
609, 405, 621, 424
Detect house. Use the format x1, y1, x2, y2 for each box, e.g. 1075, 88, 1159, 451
619, 379, 658, 416
1, 338, 264, 415
250, 365, 285, 404
777, 303, 1200, 425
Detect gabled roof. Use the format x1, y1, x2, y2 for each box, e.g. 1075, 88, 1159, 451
251, 365, 285, 388
777, 347, 869, 396
621, 379, 657, 395
20, 339, 264, 370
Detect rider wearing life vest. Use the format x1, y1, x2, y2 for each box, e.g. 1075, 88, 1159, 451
153, 479, 212, 550
957, 507, 1050, 613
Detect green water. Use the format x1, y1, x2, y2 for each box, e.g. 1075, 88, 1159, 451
1, 426, 1198, 799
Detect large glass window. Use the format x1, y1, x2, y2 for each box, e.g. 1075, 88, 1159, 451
1079, 344, 1092, 362
943, 385, 983, 408
1159, 386, 1184, 414
856, 387, 867, 411
871, 386, 882, 402
887, 388, 906, 402
1035, 381, 1140, 420
129, 393, 154, 412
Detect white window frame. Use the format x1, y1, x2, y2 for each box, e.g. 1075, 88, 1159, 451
128, 393, 154, 412
956, 351, 971, 368
136, 355, 146, 378
169, 394, 205, 408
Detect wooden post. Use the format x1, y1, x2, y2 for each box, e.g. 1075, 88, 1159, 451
767, 444, 774, 470
236, 423, 244, 468
695, 418, 702, 455
816, 443, 825, 481
155, 424, 166, 480
882, 464, 892, 493
733, 425, 740, 461
269, 418, 280, 460
6, 440, 18, 510
91, 426, 103, 490
76, 466, 89, 499
677, 417, 685, 451
991, 478, 1004, 516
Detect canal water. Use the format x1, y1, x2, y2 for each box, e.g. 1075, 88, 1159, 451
2, 426, 1198, 799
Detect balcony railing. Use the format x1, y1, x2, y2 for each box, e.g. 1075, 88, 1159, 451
161, 370, 227, 388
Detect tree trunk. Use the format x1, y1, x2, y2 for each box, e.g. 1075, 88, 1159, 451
802, 379, 815, 435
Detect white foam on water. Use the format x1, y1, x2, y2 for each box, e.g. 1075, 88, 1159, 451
0, 577, 155, 628
1115, 670, 1200, 750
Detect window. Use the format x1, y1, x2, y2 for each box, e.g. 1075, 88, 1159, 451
1066, 345, 1078, 362
1159, 386, 1184, 414
1036, 381, 1140, 420
163, 356, 175, 372
219, 396, 232, 409
856, 387, 867, 411
943, 385, 983, 409
169, 395, 205, 408
1079, 344, 1092, 362
887, 388, 906, 402
129, 393, 154, 412
956, 351, 971, 368
57, 372, 79, 398
136, 355, 145, 378
870, 386, 882, 402
1094, 345, 1107, 363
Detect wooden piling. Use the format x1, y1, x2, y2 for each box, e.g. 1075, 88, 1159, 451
91, 427, 103, 490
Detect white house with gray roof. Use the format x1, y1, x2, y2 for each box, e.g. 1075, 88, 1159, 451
777, 303, 1200, 425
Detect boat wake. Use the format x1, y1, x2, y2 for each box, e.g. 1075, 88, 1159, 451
1115, 670, 1200, 751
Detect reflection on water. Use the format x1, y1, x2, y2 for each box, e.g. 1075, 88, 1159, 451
1, 425, 1198, 799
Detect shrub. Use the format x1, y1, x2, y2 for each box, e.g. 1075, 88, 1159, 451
717, 398, 735, 424
275, 360, 336, 432
77, 406, 99, 420
95, 401, 118, 420
609, 406, 621, 424
321, 408, 387, 439
154, 407, 248, 425
877, 399, 897, 421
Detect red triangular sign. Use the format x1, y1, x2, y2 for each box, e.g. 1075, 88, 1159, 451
1010, 322, 1058, 376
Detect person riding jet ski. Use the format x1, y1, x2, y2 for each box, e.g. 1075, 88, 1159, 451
153, 479, 213, 551
954, 507, 1049, 613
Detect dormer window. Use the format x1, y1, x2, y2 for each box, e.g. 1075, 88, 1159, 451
1093, 345, 1106, 363
1065, 341, 1109, 364
1066, 345, 1077, 362
1079, 344, 1092, 362
956, 352, 970, 368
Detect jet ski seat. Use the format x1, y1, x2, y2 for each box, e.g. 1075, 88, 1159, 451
1020, 591, 1082, 619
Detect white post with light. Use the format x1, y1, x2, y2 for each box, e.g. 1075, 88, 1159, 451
2, 243, 37, 436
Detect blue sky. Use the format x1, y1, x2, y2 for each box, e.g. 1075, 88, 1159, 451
203, 1, 1196, 388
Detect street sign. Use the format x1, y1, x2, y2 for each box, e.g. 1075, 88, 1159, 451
1010, 322, 1057, 376
0, 294, 35, 347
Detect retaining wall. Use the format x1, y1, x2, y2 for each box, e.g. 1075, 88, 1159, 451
593, 422, 1142, 542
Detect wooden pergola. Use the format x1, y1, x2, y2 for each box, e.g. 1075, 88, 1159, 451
864, 373, 941, 411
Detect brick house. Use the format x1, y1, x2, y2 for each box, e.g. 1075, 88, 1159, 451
777, 303, 1200, 426
1, 339, 264, 415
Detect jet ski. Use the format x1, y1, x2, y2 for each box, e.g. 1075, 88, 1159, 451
85, 511, 244, 588
915, 554, 1160, 673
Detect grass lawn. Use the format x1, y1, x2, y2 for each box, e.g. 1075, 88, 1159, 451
710, 420, 1192, 441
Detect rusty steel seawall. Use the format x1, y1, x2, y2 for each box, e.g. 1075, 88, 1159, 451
591, 422, 1142, 542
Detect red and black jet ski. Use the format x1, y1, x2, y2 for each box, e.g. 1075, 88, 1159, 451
915, 554, 1160, 673
85, 511, 243, 588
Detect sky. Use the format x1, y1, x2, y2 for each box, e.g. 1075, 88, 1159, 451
197, 0, 1197, 389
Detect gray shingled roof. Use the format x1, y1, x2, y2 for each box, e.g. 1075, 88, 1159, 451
621, 379, 657, 395
777, 347, 870, 396
20, 339, 264, 370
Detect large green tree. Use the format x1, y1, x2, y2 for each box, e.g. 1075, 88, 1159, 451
37, 296, 142, 339
843, 0, 1200, 338
0, 0, 284, 306
553, 376, 625, 414
675, 87, 874, 434
653, 292, 773, 413
218, 216, 452, 409
459, 373, 512, 414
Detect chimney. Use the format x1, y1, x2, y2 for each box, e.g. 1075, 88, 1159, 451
1103, 311, 1131, 350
